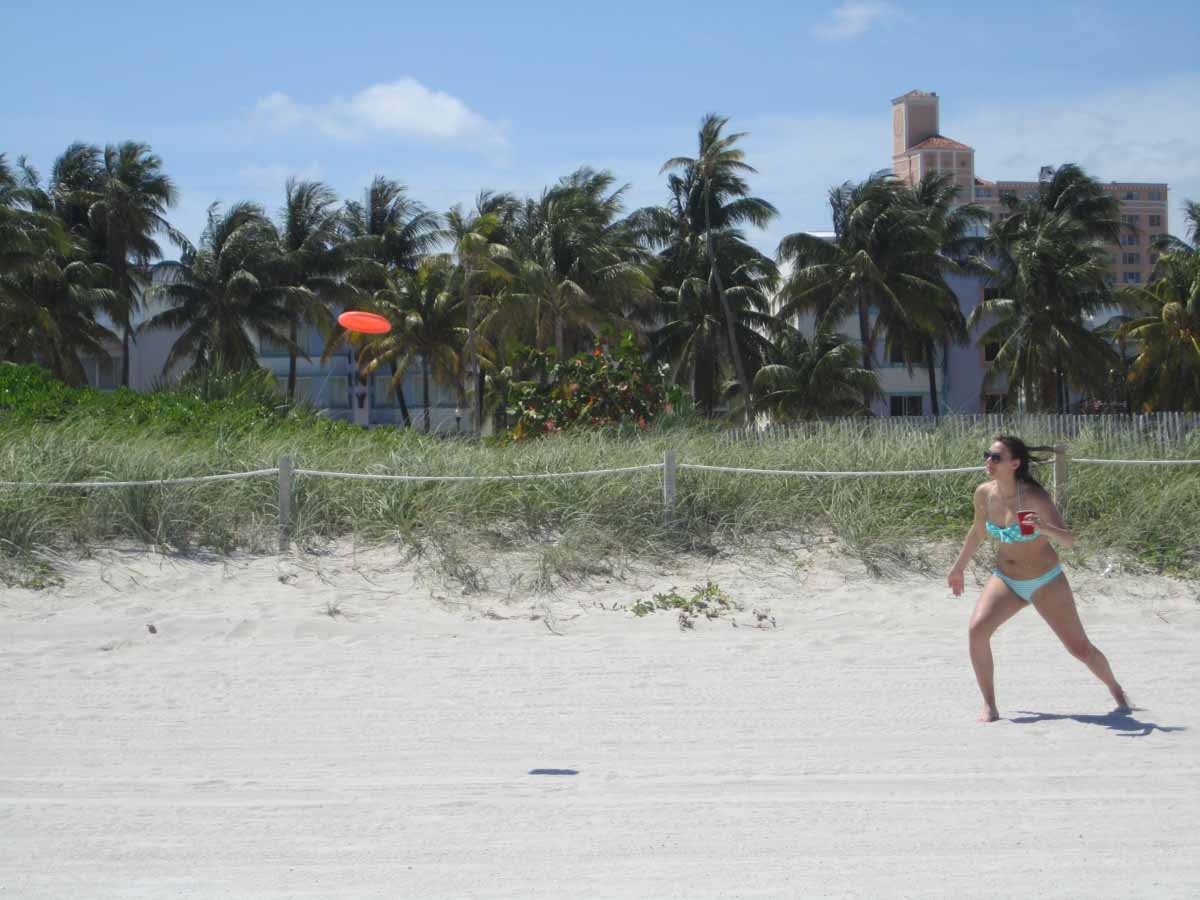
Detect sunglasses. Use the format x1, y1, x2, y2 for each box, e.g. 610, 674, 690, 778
982, 451, 1006, 462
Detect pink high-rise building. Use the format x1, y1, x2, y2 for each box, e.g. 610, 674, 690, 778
891, 90, 1168, 287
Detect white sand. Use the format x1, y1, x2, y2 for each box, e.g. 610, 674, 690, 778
1, 542, 1197, 899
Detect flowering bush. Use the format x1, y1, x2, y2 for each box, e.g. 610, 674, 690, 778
501, 333, 678, 441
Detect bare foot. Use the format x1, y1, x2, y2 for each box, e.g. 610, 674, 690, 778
1111, 685, 1132, 713
979, 706, 1000, 723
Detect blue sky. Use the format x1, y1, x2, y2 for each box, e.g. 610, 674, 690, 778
5, 0, 1199, 257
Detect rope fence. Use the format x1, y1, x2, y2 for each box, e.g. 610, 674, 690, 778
2, 446, 1197, 551
0, 468, 280, 489
292, 464, 665, 482
676, 464, 986, 476
1073, 458, 1200, 465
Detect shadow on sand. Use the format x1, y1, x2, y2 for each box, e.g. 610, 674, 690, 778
1011, 708, 1186, 737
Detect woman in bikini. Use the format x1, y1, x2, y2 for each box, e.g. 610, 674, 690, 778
947, 435, 1128, 722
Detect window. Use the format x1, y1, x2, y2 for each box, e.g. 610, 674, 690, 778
317, 376, 344, 408
1149, 253, 1159, 266
890, 395, 923, 417
1123, 271, 1141, 284
293, 377, 316, 404
1104, 273, 1116, 286
95, 355, 118, 389
1123, 191, 1139, 201
1148, 191, 1163, 201
81, 355, 118, 389
975, 187, 993, 198
1122, 214, 1140, 225
984, 393, 1007, 414
958, 156, 968, 167
373, 375, 395, 406
1121, 234, 1138, 246
1149, 214, 1162, 227
984, 341, 1000, 362
1122, 252, 1141, 265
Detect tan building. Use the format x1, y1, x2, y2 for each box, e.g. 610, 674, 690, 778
891, 90, 1168, 286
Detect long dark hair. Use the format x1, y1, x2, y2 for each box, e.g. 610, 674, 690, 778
994, 435, 1053, 486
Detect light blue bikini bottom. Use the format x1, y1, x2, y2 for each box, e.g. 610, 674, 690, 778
994, 564, 1063, 603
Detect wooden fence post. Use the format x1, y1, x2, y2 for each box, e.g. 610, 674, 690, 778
278, 456, 292, 552
663, 449, 677, 527
1053, 443, 1068, 509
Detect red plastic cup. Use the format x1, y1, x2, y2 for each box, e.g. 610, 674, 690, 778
1017, 511, 1035, 536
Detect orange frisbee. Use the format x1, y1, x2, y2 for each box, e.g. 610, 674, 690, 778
338, 311, 391, 334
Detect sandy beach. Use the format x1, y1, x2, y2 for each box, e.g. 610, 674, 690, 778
2, 541, 1197, 899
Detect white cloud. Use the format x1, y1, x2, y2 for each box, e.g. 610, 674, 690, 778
810, 3, 896, 41
252, 78, 508, 152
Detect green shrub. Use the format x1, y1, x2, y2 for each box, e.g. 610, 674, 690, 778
500, 333, 681, 441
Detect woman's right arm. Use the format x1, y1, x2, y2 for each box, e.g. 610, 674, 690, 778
948, 483, 988, 596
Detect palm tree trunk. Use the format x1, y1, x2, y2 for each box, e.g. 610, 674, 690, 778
392, 362, 411, 428
704, 194, 754, 422
422, 356, 431, 434
475, 368, 486, 435
463, 268, 484, 434
287, 322, 299, 402
111, 252, 133, 388
694, 334, 718, 416
925, 337, 940, 420
857, 298, 873, 371
121, 326, 132, 388
555, 311, 564, 361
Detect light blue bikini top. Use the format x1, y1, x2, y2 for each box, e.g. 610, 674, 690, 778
985, 481, 1040, 543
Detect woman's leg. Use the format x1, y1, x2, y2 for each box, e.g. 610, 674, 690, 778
968, 576, 1028, 721
1031, 573, 1129, 710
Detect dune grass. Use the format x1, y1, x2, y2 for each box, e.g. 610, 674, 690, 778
2, 411, 1199, 588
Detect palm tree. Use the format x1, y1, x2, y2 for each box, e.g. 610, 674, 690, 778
893, 172, 988, 418
996, 164, 1124, 245
356, 257, 466, 433
970, 204, 1117, 411
0, 154, 47, 281
82, 142, 184, 387
0, 156, 119, 384
1115, 249, 1200, 411
142, 202, 298, 374
778, 170, 967, 426
509, 168, 651, 359
444, 192, 517, 431
647, 230, 778, 415
272, 178, 346, 402
660, 114, 777, 420
0, 251, 118, 385
341, 175, 441, 276
1150, 199, 1200, 259
752, 326, 879, 419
